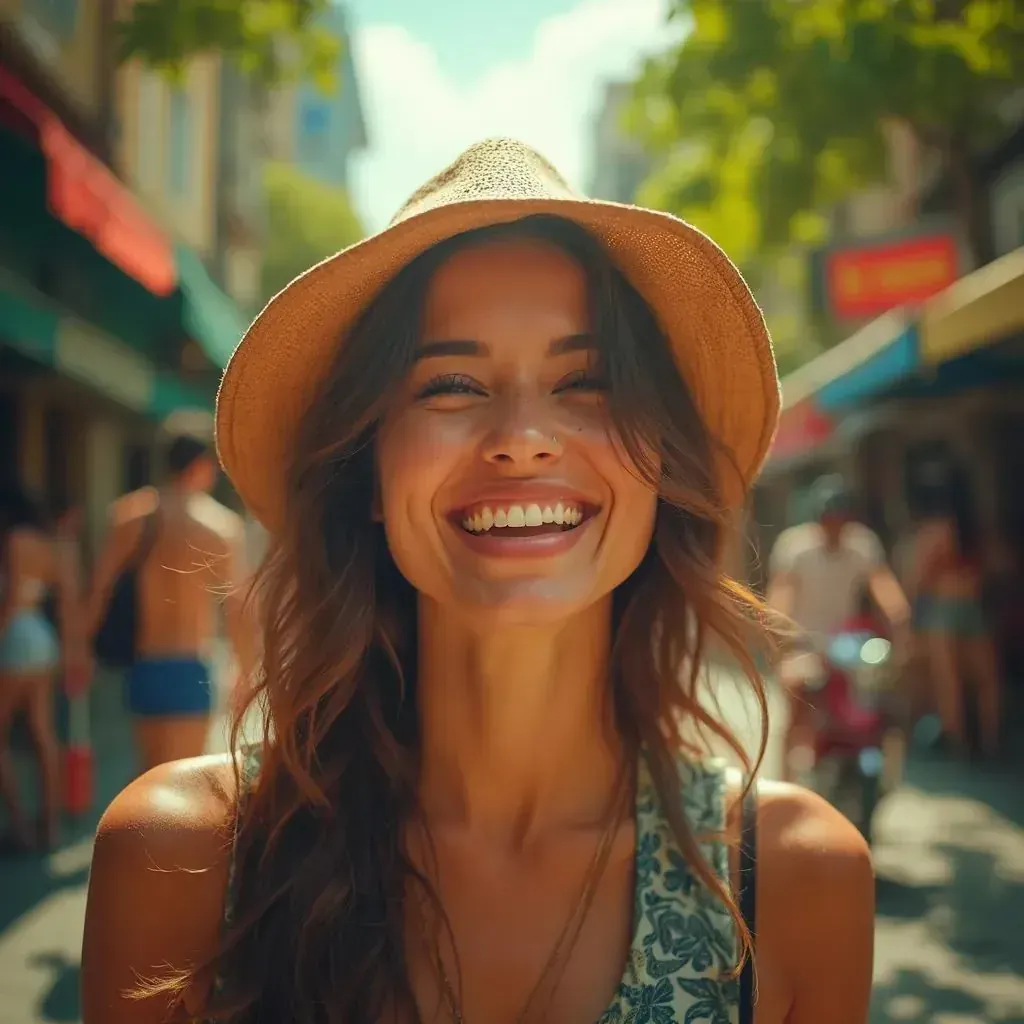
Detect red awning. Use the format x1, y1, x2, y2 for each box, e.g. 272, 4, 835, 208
769, 399, 835, 463
0, 67, 176, 296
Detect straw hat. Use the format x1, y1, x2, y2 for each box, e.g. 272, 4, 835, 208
216, 138, 779, 531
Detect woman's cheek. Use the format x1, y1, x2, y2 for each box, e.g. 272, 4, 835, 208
377, 410, 468, 506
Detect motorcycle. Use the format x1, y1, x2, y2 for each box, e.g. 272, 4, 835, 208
785, 628, 904, 844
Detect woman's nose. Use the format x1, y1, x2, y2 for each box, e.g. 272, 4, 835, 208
480, 397, 565, 468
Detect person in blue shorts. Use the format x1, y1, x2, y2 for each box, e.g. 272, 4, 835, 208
86, 437, 255, 771
0, 483, 86, 850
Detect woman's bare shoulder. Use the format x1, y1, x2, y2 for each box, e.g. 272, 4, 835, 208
761, 778, 872, 884
83, 754, 240, 1023
739, 777, 875, 1022
93, 752, 238, 860
728, 772, 872, 896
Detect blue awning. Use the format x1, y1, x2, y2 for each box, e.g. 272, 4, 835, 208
780, 310, 920, 414
817, 323, 919, 411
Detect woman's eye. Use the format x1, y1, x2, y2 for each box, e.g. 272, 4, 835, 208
555, 370, 607, 393
415, 373, 486, 399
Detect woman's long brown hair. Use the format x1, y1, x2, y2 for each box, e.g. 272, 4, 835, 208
143, 215, 772, 1022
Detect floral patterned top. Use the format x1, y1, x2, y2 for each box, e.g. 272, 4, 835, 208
224, 751, 740, 1024
597, 755, 739, 1024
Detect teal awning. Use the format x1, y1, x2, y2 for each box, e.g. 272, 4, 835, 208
174, 244, 248, 370
151, 370, 216, 419
0, 286, 58, 364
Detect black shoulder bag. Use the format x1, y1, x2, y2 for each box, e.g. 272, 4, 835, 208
94, 512, 159, 668
739, 782, 758, 1024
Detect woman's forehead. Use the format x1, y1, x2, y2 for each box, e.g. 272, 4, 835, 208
421, 238, 590, 338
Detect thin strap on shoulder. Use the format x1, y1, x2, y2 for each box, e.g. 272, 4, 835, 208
223, 745, 261, 930
738, 779, 758, 1024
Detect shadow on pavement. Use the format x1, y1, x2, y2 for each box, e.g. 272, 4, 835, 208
932, 844, 1024, 979
906, 751, 1024, 831
872, 749, 1024, 1022
0, 850, 91, 936
875, 875, 942, 922
870, 967, 999, 1023
30, 952, 81, 1023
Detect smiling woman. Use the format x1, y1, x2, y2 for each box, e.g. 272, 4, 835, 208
81, 140, 874, 1024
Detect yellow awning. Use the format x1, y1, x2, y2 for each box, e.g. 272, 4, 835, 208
920, 246, 1024, 364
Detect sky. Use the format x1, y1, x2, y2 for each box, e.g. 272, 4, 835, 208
342, 0, 677, 231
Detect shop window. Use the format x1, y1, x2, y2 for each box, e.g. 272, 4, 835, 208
298, 98, 331, 166
0, 392, 19, 487
991, 160, 1024, 258
904, 439, 955, 516
20, 0, 77, 43
125, 443, 151, 492
44, 405, 71, 516
136, 71, 162, 192
168, 87, 192, 198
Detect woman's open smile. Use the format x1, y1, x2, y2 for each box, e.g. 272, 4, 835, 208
450, 487, 602, 558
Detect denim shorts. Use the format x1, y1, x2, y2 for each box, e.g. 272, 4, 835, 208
916, 595, 987, 636
126, 657, 213, 717
0, 610, 59, 672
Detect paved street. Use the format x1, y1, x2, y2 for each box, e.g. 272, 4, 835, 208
1, 667, 1023, 1022
871, 760, 1024, 1023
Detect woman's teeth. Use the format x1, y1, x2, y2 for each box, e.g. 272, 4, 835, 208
461, 502, 583, 533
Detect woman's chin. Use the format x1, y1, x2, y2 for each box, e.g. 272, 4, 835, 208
451, 577, 603, 626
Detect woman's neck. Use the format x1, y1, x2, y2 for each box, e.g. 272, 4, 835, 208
415, 595, 625, 847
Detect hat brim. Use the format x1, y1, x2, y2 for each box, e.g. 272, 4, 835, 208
216, 196, 779, 532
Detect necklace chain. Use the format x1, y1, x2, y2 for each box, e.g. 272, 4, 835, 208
433, 765, 632, 1024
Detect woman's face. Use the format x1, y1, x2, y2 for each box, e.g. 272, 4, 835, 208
375, 237, 659, 623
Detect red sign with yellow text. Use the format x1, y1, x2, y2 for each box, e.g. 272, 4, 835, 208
826, 234, 959, 321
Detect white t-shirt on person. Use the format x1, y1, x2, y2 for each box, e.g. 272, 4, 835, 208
769, 521, 885, 645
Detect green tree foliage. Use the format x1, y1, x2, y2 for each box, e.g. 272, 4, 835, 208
632, 0, 1024, 267
260, 163, 365, 303
116, 0, 340, 89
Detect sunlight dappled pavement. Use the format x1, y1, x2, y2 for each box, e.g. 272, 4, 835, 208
870, 763, 1024, 1023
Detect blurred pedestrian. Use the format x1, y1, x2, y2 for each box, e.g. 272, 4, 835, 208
0, 481, 86, 851
85, 435, 254, 772
908, 469, 1000, 758
767, 476, 911, 781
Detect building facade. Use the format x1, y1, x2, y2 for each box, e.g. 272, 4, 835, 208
588, 81, 651, 205
0, 0, 247, 558
266, 3, 367, 190
213, 61, 268, 318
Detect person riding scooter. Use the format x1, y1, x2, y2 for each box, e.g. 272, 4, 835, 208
766, 477, 911, 782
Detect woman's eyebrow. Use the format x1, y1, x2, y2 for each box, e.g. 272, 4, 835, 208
549, 333, 594, 355
415, 339, 485, 360
414, 333, 594, 361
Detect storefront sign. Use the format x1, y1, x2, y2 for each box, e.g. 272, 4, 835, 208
826, 234, 959, 320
